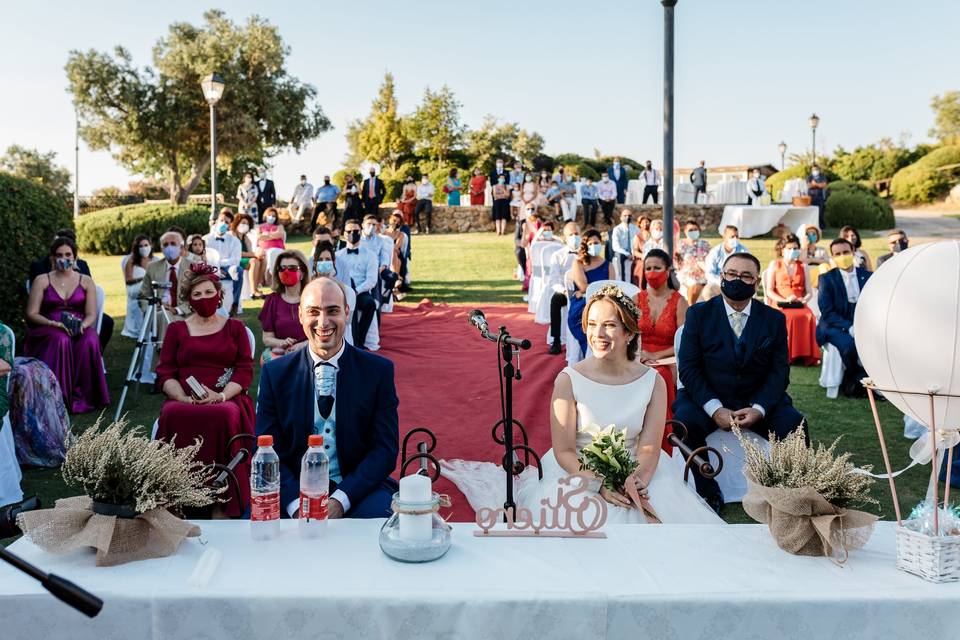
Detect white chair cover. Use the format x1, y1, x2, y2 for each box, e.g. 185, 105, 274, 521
0, 325, 23, 507
819, 342, 844, 399
527, 242, 563, 315
379, 235, 396, 314
344, 287, 357, 346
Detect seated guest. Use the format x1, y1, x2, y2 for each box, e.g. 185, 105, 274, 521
186, 234, 206, 261
230, 213, 257, 315
548, 222, 582, 355
252, 206, 287, 295
840, 225, 873, 271
764, 234, 820, 366
611, 209, 639, 283
311, 241, 338, 280
312, 175, 341, 234
816, 238, 871, 397
360, 214, 397, 307
677, 220, 712, 305
673, 252, 805, 509
544, 180, 563, 219
139, 230, 194, 341
256, 277, 399, 519
640, 218, 667, 257
25, 237, 110, 414
260, 250, 310, 364
877, 228, 909, 268
204, 209, 242, 315
799, 224, 829, 267
382, 211, 411, 298
336, 220, 379, 348
155, 263, 254, 517
121, 234, 155, 339
704, 224, 749, 291
636, 249, 688, 452
567, 230, 616, 356
531, 219, 561, 244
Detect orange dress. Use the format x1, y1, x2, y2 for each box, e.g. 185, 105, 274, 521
770, 260, 820, 366
637, 289, 680, 454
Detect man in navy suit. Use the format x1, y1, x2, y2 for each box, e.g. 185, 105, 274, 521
673, 252, 805, 509
361, 169, 387, 217
606, 157, 630, 204
256, 277, 399, 519
489, 157, 509, 188
816, 238, 872, 398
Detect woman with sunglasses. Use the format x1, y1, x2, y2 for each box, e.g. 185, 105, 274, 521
258, 250, 310, 364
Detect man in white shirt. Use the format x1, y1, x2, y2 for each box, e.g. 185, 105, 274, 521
597, 173, 618, 225
414, 177, 435, 234
555, 168, 578, 222
746, 168, 768, 205
360, 214, 396, 309
611, 209, 639, 282
642, 161, 661, 204
203, 210, 242, 317
289, 174, 314, 224
548, 222, 582, 355
335, 219, 379, 348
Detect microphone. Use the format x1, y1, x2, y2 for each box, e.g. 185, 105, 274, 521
468, 309, 531, 350
468, 309, 489, 335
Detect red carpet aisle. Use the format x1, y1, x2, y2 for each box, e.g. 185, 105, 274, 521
377, 301, 566, 521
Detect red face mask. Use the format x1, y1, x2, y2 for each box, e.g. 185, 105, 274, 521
278, 270, 301, 287
645, 270, 669, 289
190, 294, 221, 318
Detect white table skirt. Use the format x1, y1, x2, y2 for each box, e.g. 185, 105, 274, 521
718, 205, 820, 238
2, 520, 958, 640
709, 180, 747, 204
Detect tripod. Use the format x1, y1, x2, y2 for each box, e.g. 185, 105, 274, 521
114, 288, 172, 421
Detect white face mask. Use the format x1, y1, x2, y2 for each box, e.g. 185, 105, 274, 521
363, 224, 375, 236
651, 229, 664, 240
525, 176, 532, 183
238, 223, 250, 234
567, 235, 580, 250
587, 244, 602, 257
138, 245, 151, 258
265, 215, 276, 224
421, 178, 429, 184
542, 230, 554, 240
687, 230, 700, 241
602, 176, 609, 182
300, 179, 306, 185
316, 260, 334, 275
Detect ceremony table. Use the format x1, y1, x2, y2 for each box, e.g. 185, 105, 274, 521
709, 179, 747, 205
718, 204, 819, 238
2, 520, 958, 639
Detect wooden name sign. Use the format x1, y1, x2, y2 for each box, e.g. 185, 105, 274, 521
473, 474, 607, 538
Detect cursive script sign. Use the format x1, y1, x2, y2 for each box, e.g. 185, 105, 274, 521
473, 474, 607, 538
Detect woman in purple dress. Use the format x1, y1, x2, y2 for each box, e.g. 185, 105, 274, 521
259, 250, 309, 364
25, 237, 109, 414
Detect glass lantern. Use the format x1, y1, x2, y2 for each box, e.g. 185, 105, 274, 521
378, 492, 452, 563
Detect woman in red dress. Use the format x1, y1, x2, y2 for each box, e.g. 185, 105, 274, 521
764, 233, 820, 366
156, 262, 255, 517
397, 176, 417, 226
469, 168, 487, 206
635, 248, 688, 453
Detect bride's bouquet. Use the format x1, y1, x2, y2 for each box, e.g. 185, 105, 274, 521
578, 423, 638, 493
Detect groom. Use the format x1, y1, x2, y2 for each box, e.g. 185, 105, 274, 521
673, 252, 806, 510
255, 277, 399, 518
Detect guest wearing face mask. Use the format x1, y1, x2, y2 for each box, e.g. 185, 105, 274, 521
381, 211, 410, 297
547, 222, 583, 355
204, 210, 243, 315
491, 174, 512, 236
360, 215, 393, 308
566, 230, 616, 356
676, 220, 712, 305
764, 234, 819, 366
236, 171, 259, 223
397, 177, 417, 227
252, 206, 287, 295
490, 158, 510, 188
289, 174, 314, 225
520, 172, 539, 220
311, 241, 338, 280
799, 224, 829, 267
361, 168, 386, 216
343, 174, 363, 221
254, 166, 277, 222
597, 172, 618, 225
641, 219, 668, 256
121, 234, 156, 339
336, 220, 379, 348
532, 220, 561, 244
155, 262, 255, 517
704, 225, 749, 289
469, 167, 487, 206
579, 177, 599, 227
877, 229, 908, 268
260, 250, 310, 364
607, 157, 629, 204
807, 164, 829, 229
816, 238, 872, 397
230, 213, 257, 315
840, 225, 873, 271
414, 176, 435, 234
508, 161, 524, 187
641, 161, 661, 205
611, 209, 639, 283
309, 226, 344, 275
25, 237, 110, 414
312, 175, 342, 233
746, 168, 768, 205
139, 230, 194, 341
554, 167, 577, 223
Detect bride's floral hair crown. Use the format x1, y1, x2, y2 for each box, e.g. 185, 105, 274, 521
589, 284, 640, 322
583, 284, 642, 360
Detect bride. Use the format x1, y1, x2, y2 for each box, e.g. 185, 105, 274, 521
442, 284, 722, 524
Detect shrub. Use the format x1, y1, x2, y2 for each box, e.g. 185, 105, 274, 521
828, 180, 878, 197
573, 163, 600, 181
76, 202, 211, 255
0, 172, 73, 338
889, 145, 960, 203
824, 189, 894, 230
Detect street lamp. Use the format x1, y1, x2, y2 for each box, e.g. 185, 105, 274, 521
809, 113, 820, 165
662, 0, 678, 256
777, 141, 787, 171
201, 73, 226, 223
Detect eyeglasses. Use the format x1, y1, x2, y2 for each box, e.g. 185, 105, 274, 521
721, 270, 757, 284
278, 265, 301, 272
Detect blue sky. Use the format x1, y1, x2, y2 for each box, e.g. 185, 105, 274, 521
2, 0, 958, 194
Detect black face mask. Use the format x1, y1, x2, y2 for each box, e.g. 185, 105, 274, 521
324, 179, 330, 185
721, 278, 756, 302
347, 230, 361, 244
369, 171, 376, 177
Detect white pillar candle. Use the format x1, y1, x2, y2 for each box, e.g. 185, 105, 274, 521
398, 474, 433, 542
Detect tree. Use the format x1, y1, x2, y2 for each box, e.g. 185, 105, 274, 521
66, 10, 330, 204
0, 145, 72, 197
346, 73, 411, 172
930, 91, 960, 144
464, 116, 521, 171
407, 85, 464, 164
511, 129, 545, 165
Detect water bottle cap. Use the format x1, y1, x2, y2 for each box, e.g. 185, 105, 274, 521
257, 435, 273, 447
308, 434, 324, 447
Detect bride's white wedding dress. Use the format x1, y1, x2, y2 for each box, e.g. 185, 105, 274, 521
442, 366, 722, 524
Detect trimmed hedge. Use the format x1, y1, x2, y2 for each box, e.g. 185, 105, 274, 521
825, 189, 894, 230
890, 145, 960, 204
76, 203, 211, 255
0, 172, 73, 339
828, 180, 878, 197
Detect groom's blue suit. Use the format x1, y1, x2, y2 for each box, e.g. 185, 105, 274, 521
255, 342, 399, 518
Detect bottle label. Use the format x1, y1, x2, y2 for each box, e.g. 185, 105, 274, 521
299, 491, 329, 521
251, 491, 280, 521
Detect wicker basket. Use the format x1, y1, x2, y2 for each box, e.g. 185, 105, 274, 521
896, 526, 960, 582
792, 195, 812, 206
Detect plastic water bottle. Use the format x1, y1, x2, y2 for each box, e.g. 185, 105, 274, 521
250, 434, 280, 541
299, 434, 330, 538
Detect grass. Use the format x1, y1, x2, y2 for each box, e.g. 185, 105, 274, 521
8, 229, 936, 534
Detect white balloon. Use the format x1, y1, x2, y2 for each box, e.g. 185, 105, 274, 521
854, 241, 960, 429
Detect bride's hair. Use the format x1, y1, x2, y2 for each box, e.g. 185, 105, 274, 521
582, 284, 641, 360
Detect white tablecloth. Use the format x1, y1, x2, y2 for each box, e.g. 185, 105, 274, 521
2, 520, 958, 639
709, 180, 747, 204
718, 205, 820, 238
781, 177, 808, 203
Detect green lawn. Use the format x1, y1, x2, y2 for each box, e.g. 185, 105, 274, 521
9, 230, 934, 532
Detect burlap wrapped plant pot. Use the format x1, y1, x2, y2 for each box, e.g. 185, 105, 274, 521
17, 496, 200, 567
742, 477, 878, 560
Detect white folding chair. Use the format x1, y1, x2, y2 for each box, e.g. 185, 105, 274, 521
527, 242, 563, 315
379, 235, 396, 314
819, 342, 844, 399
344, 286, 357, 346
95, 285, 106, 334
0, 325, 23, 507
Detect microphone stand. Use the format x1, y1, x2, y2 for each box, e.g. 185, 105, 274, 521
0, 547, 102, 618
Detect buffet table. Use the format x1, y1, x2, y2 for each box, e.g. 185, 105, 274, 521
2, 521, 957, 639
718, 204, 820, 238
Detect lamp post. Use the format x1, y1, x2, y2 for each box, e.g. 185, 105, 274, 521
778, 141, 787, 171
74, 106, 80, 218
809, 113, 819, 165
662, 0, 677, 256
201, 73, 226, 223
